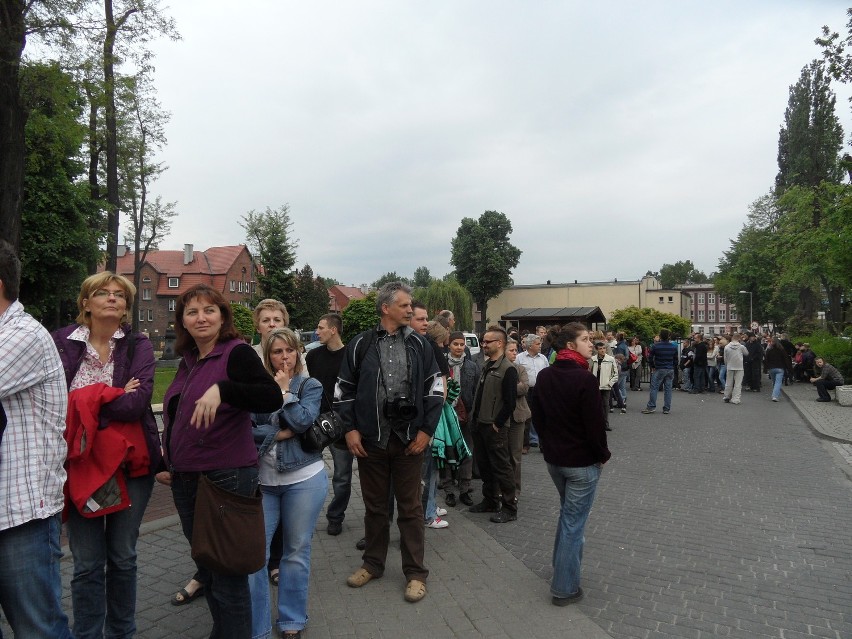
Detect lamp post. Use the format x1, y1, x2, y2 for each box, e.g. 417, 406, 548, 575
738, 290, 753, 330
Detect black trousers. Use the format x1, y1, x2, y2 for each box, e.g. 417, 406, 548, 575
472, 422, 517, 513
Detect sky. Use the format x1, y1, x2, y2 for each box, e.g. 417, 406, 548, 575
139, 1, 852, 288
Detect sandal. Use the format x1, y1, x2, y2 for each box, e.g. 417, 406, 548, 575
404, 579, 427, 603
269, 569, 279, 586
171, 586, 204, 606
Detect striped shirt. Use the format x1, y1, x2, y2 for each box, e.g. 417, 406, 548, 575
0, 301, 68, 531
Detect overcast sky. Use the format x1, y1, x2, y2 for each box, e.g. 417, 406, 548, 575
143, 1, 851, 288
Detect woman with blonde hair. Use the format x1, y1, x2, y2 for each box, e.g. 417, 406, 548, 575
52, 272, 160, 638
249, 328, 327, 638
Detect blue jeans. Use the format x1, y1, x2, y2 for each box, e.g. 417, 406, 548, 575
172, 467, 259, 639
421, 453, 439, 522
718, 364, 727, 389
250, 469, 327, 637
0, 514, 72, 639
692, 366, 706, 393
647, 369, 674, 411
68, 472, 154, 639
546, 463, 602, 598
617, 370, 629, 405
326, 445, 354, 525
769, 368, 784, 400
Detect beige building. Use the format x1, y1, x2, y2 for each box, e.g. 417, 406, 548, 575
487, 275, 690, 330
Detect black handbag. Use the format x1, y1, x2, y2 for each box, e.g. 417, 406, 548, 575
295, 379, 345, 453
190, 474, 266, 576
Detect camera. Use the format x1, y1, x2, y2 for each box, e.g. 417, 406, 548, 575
383, 396, 418, 421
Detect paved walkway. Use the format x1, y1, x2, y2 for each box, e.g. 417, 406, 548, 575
3, 379, 850, 638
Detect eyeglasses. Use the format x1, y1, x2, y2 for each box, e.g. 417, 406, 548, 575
91, 289, 126, 300
480, 339, 499, 345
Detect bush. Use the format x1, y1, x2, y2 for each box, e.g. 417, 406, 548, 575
792, 331, 852, 381
231, 303, 255, 340
341, 292, 379, 343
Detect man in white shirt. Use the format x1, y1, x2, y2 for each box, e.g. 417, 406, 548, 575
0, 240, 72, 637
516, 334, 549, 450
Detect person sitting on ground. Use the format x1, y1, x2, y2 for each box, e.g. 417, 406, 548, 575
809, 357, 845, 402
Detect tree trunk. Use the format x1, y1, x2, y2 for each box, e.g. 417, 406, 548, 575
103, 0, 120, 272
0, 0, 27, 253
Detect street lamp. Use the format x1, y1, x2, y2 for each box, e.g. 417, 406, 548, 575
738, 290, 753, 330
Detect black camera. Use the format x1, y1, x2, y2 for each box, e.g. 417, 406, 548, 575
383, 396, 418, 421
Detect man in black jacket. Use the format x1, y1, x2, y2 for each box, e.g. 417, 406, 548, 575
469, 325, 519, 523
337, 282, 443, 604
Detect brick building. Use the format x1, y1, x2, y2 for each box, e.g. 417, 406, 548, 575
113, 244, 256, 349
678, 283, 742, 335
328, 285, 366, 312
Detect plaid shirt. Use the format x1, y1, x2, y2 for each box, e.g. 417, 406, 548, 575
0, 301, 68, 531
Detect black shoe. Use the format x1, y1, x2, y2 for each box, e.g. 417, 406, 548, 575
469, 500, 500, 513
816, 398, 831, 402
355, 537, 366, 550
490, 510, 517, 523
445, 493, 457, 507
604, 426, 612, 431
552, 587, 584, 606
327, 521, 343, 536
459, 492, 474, 507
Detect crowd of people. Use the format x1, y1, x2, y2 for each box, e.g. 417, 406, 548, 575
1, 239, 844, 638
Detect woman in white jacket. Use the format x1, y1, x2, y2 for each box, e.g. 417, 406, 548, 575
589, 341, 619, 431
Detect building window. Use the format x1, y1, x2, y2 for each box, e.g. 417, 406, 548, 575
142, 276, 151, 283
238, 281, 243, 293
708, 310, 715, 321
148, 309, 154, 322
690, 310, 694, 319
168, 299, 176, 312
668, 296, 673, 303
138, 310, 145, 322
698, 310, 705, 321
719, 309, 726, 321
709, 327, 715, 335
168, 277, 179, 288
719, 295, 726, 305
230, 280, 235, 292
658, 296, 664, 304
698, 293, 705, 304
730, 310, 737, 321
142, 288, 151, 301
250, 281, 256, 293
708, 293, 716, 305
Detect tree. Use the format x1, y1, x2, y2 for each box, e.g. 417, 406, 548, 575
240, 205, 298, 305
231, 303, 254, 340
450, 210, 522, 333
657, 260, 709, 289
412, 265, 432, 289
371, 271, 410, 288
18, 61, 102, 326
608, 306, 692, 344
0, 0, 82, 252
411, 279, 473, 331
340, 292, 378, 343
290, 264, 331, 329
119, 73, 176, 332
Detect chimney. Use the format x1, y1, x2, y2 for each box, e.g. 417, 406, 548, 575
183, 244, 194, 265
116, 244, 128, 258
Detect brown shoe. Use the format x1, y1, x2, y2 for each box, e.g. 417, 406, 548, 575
346, 568, 376, 588
404, 579, 427, 603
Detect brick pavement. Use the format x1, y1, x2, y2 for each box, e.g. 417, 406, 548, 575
467, 387, 852, 638
782, 381, 852, 444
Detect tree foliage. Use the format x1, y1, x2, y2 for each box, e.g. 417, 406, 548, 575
289, 264, 330, 330
240, 205, 298, 305
657, 260, 709, 289
608, 306, 692, 344
340, 292, 378, 343
450, 210, 522, 332
231, 303, 254, 340
371, 271, 410, 288
412, 279, 473, 331
412, 265, 433, 289
18, 61, 102, 327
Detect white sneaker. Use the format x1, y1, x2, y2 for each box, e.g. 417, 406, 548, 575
771, 397, 779, 402
425, 517, 449, 529
435, 506, 448, 517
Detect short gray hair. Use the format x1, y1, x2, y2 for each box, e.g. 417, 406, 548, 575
376, 281, 412, 315
523, 334, 541, 348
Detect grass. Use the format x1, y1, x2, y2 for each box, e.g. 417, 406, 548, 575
153, 367, 177, 405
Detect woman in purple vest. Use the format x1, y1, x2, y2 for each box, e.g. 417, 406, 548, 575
160, 284, 280, 639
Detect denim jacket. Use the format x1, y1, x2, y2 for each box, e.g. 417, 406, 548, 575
253, 374, 323, 473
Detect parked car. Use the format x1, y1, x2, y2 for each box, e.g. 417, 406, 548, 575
463, 332, 480, 357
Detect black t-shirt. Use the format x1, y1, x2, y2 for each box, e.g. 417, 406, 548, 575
428, 337, 450, 377
305, 344, 346, 398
